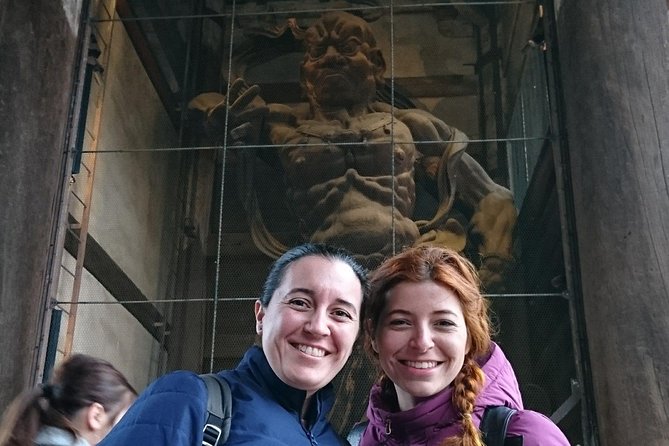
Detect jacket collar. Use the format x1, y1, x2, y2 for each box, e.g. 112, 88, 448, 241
365, 342, 523, 442
367, 379, 459, 442
34, 426, 91, 446
242, 346, 336, 424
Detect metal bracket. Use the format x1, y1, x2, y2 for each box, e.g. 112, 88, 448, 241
550, 378, 582, 424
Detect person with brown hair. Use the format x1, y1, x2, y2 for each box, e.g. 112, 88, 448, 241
358, 246, 568, 445
0, 354, 136, 446
100, 243, 368, 445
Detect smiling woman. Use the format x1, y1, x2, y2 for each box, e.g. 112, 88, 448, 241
256, 254, 365, 397
99, 243, 368, 446
357, 246, 569, 446
374, 280, 471, 411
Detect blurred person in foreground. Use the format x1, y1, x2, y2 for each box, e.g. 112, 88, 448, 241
0, 354, 136, 446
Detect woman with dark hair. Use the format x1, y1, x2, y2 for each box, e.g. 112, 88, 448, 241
358, 245, 569, 446
101, 243, 369, 445
0, 354, 136, 446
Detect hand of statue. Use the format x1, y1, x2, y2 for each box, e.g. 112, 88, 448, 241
188, 78, 269, 146
471, 189, 517, 292
415, 218, 466, 252
479, 255, 514, 293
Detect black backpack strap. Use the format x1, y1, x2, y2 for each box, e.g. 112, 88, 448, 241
200, 374, 232, 446
346, 421, 368, 446
480, 405, 518, 446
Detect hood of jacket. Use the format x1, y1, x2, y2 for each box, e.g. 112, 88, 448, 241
362, 342, 523, 445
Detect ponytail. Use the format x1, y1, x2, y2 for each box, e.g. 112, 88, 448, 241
0, 385, 75, 446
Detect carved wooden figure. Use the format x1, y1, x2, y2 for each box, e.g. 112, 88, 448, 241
190, 11, 517, 292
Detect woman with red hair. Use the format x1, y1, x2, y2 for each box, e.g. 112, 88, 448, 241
358, 246, 568, 446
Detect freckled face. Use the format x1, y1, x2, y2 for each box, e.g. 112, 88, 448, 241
372, 281, 469, 410
255, 256, 363, 396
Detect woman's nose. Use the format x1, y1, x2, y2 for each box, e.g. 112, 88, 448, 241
409, 326, 434, 351
305, 311, 331, 336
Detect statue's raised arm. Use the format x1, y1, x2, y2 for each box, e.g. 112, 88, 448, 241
188, 78, 270, 146
377, 103, 517, 290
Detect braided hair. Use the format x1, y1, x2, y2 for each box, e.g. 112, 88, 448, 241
364, 245, 491, 446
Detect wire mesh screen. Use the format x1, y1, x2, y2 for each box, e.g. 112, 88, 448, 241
48, 0, 584, 444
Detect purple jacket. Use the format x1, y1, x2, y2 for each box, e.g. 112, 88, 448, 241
360, 343, 569, 446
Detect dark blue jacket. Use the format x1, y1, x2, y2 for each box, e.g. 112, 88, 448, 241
101, 346, 347, 445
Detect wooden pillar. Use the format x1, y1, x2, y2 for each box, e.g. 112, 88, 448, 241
555, 0, 669, 444
0, 0, 84, 408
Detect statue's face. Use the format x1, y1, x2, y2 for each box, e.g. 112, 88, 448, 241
301, 13, 384, 108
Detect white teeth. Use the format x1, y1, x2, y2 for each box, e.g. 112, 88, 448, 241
297, 344, 326, 357
404, 360, 438, 369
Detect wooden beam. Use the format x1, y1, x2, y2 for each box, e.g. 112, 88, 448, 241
115, 0, 179, 124
64, 216, 169, 343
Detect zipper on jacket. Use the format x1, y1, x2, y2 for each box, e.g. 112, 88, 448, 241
385, 418, 392, 435
306, 429, 318, 445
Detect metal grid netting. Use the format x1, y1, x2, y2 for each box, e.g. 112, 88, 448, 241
50, 0, 582, 443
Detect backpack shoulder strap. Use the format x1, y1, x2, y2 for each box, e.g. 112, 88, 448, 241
200, 373, 232, 446
480, 405, 518, 446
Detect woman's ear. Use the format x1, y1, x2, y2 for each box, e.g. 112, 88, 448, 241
86, 402, 106, 431
254, 300, 265, 334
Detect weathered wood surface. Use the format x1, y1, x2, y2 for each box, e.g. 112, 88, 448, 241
0, 0, 83, 409
556, 0, 669, 444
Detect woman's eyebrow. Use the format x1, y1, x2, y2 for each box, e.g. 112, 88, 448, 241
334, 298, 359, 313
384, 309, 459, 317
384, 308, 412, 317
285, 287, 314, 296
432, 310, 459, 317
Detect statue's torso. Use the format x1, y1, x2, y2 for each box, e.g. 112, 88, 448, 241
272, 112, 414, 185
268, 111, 420, 262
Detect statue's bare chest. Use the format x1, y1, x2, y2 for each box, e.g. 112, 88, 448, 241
294, 113, 407, 143
273, 112, 416, 179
